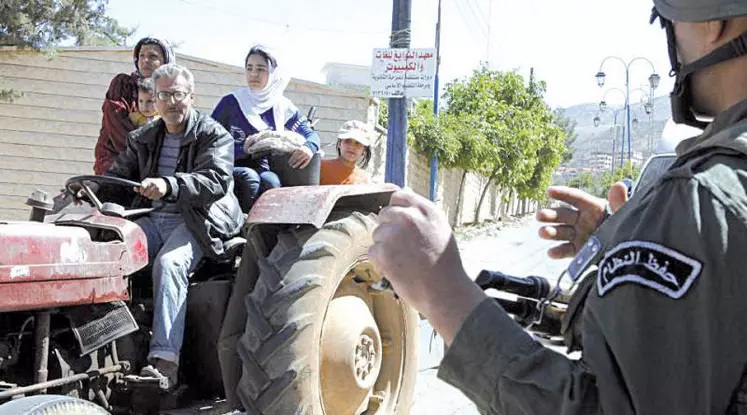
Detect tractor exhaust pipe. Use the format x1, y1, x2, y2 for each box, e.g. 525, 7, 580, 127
33, 311, 51, 393
25, 190, 54, 222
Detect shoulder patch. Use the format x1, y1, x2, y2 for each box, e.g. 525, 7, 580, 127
596, 240, 702, 299
567, 236, 602, 282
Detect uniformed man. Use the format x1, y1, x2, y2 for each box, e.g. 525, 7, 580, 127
369, 0, 747, 413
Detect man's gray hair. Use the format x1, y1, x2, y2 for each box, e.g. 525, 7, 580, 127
152, 63, 195, 92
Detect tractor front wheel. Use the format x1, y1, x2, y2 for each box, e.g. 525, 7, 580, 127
0, 395, 109, 414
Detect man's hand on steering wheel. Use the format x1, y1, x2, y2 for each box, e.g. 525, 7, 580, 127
64, 175, 142, 211
137, 178, 168, 200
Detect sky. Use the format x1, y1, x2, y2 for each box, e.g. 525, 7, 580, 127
106, 0, 676, 109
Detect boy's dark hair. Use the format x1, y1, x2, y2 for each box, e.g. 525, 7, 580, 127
137, 77, 154, 94
337, 141, 372, 169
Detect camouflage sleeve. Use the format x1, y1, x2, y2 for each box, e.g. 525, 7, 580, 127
437, 298, 599, 415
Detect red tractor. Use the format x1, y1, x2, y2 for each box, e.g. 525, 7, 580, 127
0, 174, 420, 414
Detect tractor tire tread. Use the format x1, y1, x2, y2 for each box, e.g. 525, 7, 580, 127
236, 212, 378, 414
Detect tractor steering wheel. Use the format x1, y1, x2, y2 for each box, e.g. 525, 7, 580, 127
65, 175, 157, 219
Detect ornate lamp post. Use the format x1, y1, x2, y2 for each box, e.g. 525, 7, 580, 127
595, 56, 659, 163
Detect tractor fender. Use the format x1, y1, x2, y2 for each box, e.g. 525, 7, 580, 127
245, 183, 399, 230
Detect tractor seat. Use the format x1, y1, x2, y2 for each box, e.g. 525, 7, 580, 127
189, 236, 246, 282
220, 236, 246, 261
129, 236, 246, 297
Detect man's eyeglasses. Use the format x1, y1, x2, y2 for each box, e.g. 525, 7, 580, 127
156, 90, 190, 102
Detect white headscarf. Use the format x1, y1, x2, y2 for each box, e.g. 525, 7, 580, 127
232, 44, 292, 133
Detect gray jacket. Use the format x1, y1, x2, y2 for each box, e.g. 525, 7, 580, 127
106, 109, 244, 259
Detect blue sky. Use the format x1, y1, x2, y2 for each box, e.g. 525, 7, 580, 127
107, 0, 675, 109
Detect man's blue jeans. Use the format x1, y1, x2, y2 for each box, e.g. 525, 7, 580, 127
233, 167, 281, 213
135, 213, 203, 364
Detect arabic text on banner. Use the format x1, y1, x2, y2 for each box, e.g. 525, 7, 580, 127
370, 48, 437, 98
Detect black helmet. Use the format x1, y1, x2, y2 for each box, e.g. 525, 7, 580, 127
651, 0, 747, 128
653, 0, 747, 22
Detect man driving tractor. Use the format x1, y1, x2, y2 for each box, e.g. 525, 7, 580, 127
100, 63, 243, 391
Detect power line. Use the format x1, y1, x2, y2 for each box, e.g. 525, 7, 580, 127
487, 0, 492, 65
465, 0, 493, 65
176, 0, 387, 36
465, 0, 489, 29
463, 1, 489, 39
453, 0, 487, 45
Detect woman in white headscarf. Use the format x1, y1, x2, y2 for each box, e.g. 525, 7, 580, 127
211, 44, 321, 410
211, 44, 321, 214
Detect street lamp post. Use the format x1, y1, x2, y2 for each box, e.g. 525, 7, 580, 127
597, 86, 651, 166
594, 107, 625, 172
595, 57, 659, 164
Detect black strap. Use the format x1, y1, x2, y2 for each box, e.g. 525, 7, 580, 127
679, 30, 747, 77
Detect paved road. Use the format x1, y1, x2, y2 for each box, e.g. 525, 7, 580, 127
410, 216, 572, 415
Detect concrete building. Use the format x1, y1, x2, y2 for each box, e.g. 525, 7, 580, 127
588, 152, 614, 172
321, 62, 371, 94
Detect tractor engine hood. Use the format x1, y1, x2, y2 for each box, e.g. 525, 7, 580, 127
0, 212, 148, 312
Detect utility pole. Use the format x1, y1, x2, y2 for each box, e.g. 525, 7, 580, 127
487, 0, 492, 65
385, 0, 412, 186
625, 70, 632, 163
428, 0, 442, 201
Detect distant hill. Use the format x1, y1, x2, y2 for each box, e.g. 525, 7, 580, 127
559, 95, 672, 167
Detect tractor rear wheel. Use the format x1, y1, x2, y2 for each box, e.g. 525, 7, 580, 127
237, 211, 419, 414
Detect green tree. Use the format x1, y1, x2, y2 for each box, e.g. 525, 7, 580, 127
553, 108, 578, 164
594, 161, 641, 198
0, 0, 133, 48
443, 66, 566, 222
1, 0, 133, 102
377, 99, 388, 130
568, 171, 594, 191
517, 120, 566, 202
407, 100, 461, 167
406, 98, 488, 225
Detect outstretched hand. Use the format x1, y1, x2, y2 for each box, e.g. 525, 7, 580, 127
536, 182, 628, 259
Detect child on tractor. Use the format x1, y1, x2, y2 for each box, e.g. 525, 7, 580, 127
128, 77, 160, 127
320, 120, 372, 185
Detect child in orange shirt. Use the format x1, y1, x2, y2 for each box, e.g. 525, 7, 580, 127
320, 120, 372, 185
